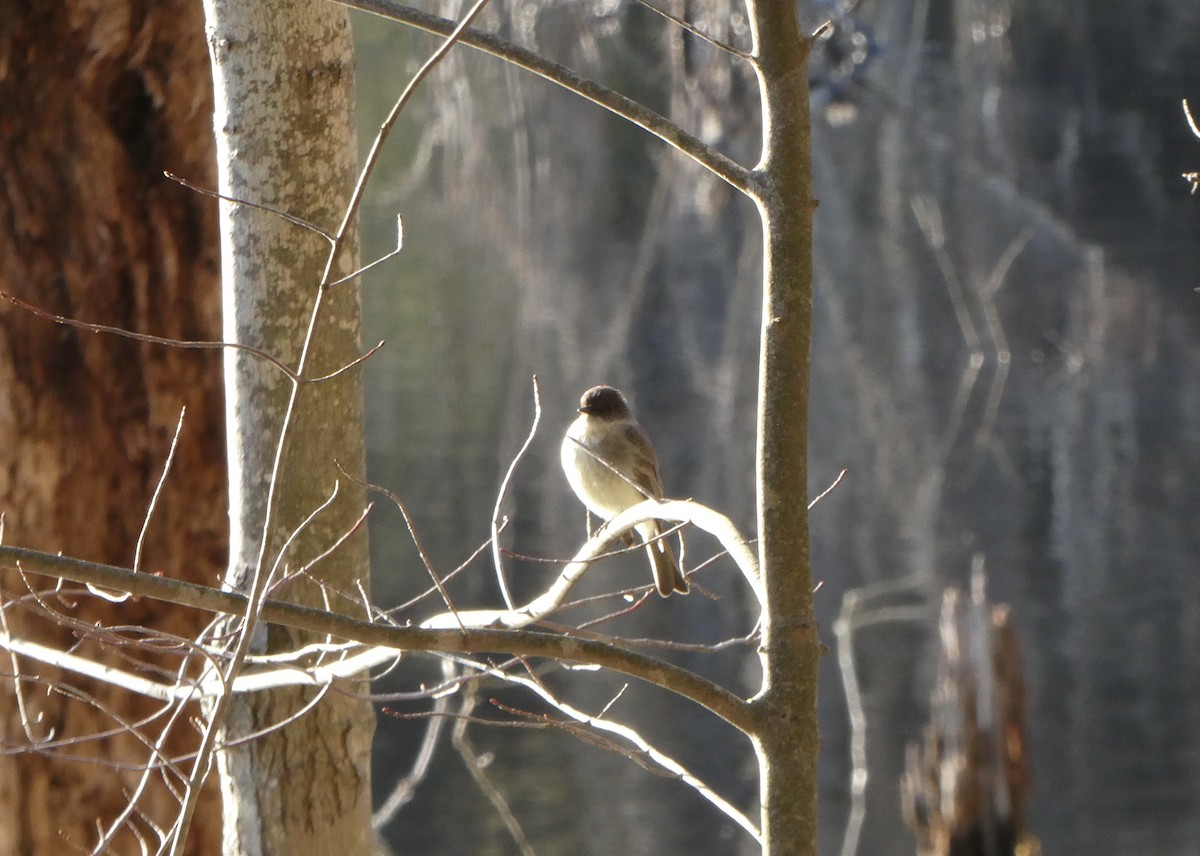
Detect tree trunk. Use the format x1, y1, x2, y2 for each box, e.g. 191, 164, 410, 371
747, 4, 820, 855
202, 2, 376, 853
0, 2, 224, 853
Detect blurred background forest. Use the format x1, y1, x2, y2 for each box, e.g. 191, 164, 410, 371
350, 0, 1200, 853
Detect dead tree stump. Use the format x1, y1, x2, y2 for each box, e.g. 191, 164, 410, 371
901, 566, 1039, 856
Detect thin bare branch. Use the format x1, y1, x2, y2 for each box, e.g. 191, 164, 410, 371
217, 683, 334, 750
809, 467, 847, 509
480, 661, 762, 843
327, 236, 404, 286
385, 528, 495, 615
0, 545, 754, 731
371, 691, 448, 829
492, 376, 541, 609
976, 230, 1031, 448
1184, 98, 1200, 139
328, 214, 404, 287
337, 0, 755, 194
322, 0, 494, 289
0, 595, 54, 744
135, 407, 188, 573
306, 339, 387, 383
164, 171, 332, 240
262, 481, 343, 598
93, 673, 199, 854
635, 0, 751, 60
833, 578, 932, 856
575, 589, 655, 627
453, 688, 537, 856
0, 291, 297, 384
337, 462, 462, 622
286, 502, 373, 596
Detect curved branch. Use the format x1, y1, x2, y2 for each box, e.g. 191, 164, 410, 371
0, 546, 754, 732
337, 0, 755, 194
421, 497, 762, 631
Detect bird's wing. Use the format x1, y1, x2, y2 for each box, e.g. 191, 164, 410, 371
621, 423, 665, 499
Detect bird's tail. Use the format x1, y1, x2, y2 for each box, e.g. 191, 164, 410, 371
646, 533, 688, 597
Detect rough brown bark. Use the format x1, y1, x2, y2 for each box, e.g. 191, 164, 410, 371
0, 2, 224, 853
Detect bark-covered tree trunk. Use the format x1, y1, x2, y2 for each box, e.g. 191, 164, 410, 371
747, 5, 820, 855
202, 2, 376, 854
0, 2, 224, 854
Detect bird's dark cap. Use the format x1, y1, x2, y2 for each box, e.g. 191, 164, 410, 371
578, 385, 632, 419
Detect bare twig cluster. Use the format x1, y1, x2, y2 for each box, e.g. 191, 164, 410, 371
2, 1, 829, 853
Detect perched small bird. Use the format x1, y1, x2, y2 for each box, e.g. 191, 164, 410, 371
560, 385, 688, 597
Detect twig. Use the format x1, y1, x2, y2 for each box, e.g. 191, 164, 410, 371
809, 468, 847, 509
327, 214, 405, 287
307, 339, 387, 383
134, 407, 188, 574
1184, 99, 1200, 138
321, 0, 494, 290
977, 230, 1032, 448
635, 0, 751, 60
164, 171, 332, 240
218, 682, 334, 750
261, 481, 343, 598
337, 462, 462, 623
0, 291, 299, 381
371, 689, 448, 829
0, 291, 379, 385
272, 499, 373, 601
453, 688, 537, 856
1182, 101, 1199, 192
93, 663, 201, 854
0, 594, 53, 744
336, 0, 754, 194
911, 194, 984, 458
481, 661, 762, 843
0, 545, 754, 730
385, 529, 496, 615
492, 376, 541, 609
833, 578, 933, 856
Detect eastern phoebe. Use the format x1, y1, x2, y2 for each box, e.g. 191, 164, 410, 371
561, 385, 688, 597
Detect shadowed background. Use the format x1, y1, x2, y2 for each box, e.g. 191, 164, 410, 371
352, 1, 1200, 853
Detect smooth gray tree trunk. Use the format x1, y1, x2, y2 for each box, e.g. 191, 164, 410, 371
203, 2, 375, 853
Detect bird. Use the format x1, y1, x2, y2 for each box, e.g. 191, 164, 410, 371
560, 385, 688, 597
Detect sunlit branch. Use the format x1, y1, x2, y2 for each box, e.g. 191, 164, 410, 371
327, 214, 404, 287
421, 497, 762, 628
0, 545, 754, 731
472, 660, 762, 843
1184, 98, 1200, 138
